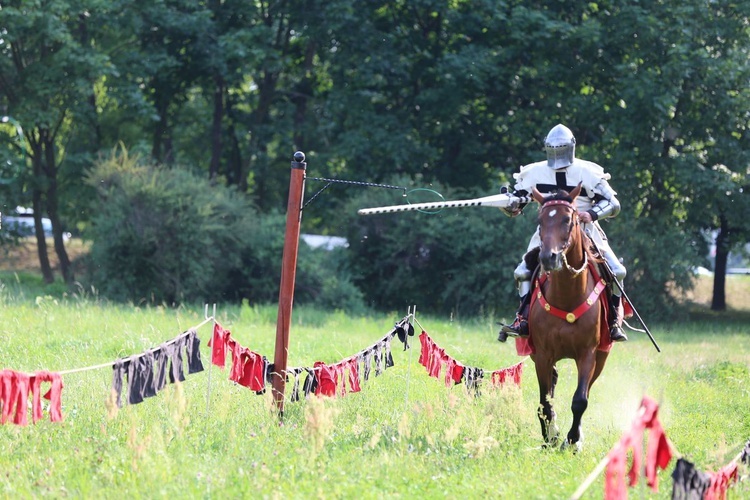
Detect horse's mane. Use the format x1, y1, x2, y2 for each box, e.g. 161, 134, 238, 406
540, 189, 574, 204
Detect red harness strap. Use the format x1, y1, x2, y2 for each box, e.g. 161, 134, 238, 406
535, 274, 607, 324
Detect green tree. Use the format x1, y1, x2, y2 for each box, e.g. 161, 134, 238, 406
316, 0, 750, 316
582, 0, 750, 312
0, 0, 113, 283
4, 0, 750, 316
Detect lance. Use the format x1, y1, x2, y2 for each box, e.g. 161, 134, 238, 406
358, 193, 531, 215
586, 229, 661, 353
604, 261, 661, 353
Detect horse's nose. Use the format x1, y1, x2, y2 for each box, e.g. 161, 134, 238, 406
540, 250, 562, 272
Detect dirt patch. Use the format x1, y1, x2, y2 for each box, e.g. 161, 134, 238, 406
0, 238, 90, 272
679, 274, 750, 311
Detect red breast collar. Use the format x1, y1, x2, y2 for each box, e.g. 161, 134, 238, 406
534, 272, 607, 323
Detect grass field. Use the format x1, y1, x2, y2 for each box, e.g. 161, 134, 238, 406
1, 277, 749, 498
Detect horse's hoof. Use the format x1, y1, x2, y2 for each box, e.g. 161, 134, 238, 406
542, 431, 560, 449
497, 331, 509, 343
541, 439, 559, 450
560, 440, 582, 453
560, 435, 583, 453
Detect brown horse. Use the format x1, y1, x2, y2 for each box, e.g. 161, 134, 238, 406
528, 184, 610, 450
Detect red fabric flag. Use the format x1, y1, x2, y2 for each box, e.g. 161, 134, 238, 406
208, 323, 231, 368
490, 362, 524, 388
313, 361, 337, 397
605, 396, 673, 499
347, 358, 361, 393
31, 371, 64, 423
705, 462, 738, 500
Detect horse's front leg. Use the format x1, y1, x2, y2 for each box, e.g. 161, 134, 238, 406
535, 359, 559, 446
565, 352, 596, 449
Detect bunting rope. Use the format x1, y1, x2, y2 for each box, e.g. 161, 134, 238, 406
14, 316, 215, 377
2, 307, 748, 500
570, 397, 746, 499
203, 310, 526, 402
284, 320, 404, 374
412, 311, 530, 384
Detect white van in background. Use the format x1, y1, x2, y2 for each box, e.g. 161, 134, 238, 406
1, 207, 70, 240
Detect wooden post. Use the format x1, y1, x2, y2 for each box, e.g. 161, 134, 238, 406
271, 151, 307, 416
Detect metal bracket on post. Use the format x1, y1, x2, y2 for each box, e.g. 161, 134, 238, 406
205, 303, 216, 415
271, 151, 307, 418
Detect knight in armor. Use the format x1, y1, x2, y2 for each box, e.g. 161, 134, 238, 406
499, 124, 628, 342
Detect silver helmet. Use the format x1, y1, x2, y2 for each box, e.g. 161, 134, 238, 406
545, 124, 576, 169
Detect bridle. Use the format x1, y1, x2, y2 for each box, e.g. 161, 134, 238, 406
539, 198, 587, 276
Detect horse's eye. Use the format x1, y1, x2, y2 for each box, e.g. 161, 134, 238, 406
562, 216, 571, 226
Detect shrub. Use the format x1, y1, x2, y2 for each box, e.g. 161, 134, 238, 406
84, 146, 365, 311
84, 147, 256, 304
339, 181, 536, 318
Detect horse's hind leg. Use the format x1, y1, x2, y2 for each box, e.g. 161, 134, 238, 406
550, 365, 559, 399
590, 351, 609, 388
535, 360, 559, 446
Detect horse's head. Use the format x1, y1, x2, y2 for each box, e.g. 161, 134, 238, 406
532, 183, 582, 273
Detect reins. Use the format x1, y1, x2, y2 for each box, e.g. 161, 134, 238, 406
535, 196, 602, 323
539, 198, 586, 277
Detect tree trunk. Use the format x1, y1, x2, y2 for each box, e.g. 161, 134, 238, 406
40, 131, 73, 284
292, 40, 316, 150
711, 216, 729, 311
209, 75, 225, 182
152, 93, 169, 163
27, 135, 55, 284
225, 94, 244, 186
47, 197, 73, 284
31, 186, 55, 284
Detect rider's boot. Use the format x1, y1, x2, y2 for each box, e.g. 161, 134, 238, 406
609, 294, 628, 342
499, 281, 531, 340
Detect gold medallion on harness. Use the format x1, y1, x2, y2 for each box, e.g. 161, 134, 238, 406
544, 304, 551, 311
566, 313, 576, 323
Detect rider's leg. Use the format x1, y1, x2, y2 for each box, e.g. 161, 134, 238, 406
586, 224, 628, 342
500, 261, 532, 338
604, 252, 628, 343
499, 231, 540, 340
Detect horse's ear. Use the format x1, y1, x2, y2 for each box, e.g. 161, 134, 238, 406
569, 182, 582, 200
532, 186, 545, 204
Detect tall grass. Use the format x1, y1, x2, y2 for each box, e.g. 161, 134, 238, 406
0, 289, 748, 498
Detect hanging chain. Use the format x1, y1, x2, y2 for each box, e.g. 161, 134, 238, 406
303, 177, 407, 210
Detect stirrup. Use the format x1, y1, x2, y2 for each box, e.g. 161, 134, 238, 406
500, 317, 529, 338
610, 325, 628, 342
